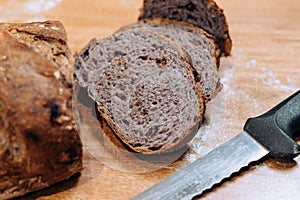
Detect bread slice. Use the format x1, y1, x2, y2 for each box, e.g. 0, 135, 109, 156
139, 0, 232, 56
75, 30, 194, 89
74, 84, 190, 172
118, 18, 222, 102
0, 21, 82, 199
75, 30, 205, 154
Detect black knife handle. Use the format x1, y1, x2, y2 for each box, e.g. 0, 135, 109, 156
244, 90, 300, 160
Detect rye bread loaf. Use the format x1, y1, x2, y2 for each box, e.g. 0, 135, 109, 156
75, 30, 205, 154
139, 0, 232, 56
0, 21, 82, 199
118, 18, 222, 102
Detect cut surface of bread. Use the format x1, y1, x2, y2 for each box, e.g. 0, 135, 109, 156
75, 31, 205, 154
0, 21, 82, 199
118, 18, 222, 101
74, 85, 190, 173
139, 0, 232, 56
75, 30, 193, 89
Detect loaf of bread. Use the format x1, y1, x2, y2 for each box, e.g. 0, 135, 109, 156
118, 18, 222, 102
75, 30, 205, 154
0, 21, 82, 199
139, 0, 232, 56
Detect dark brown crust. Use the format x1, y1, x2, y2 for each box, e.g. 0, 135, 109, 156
0, 20, 68, 44
139, 0, 232, 56
118, 18, 222, 67
0, 21, 82, 199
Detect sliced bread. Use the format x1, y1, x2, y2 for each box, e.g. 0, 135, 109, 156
139, 0, 232, 56
75, 30, 193, 89
75, 30, 205, 154
118, 18, 222, 102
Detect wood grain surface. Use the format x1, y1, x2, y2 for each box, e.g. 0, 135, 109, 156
2, 0, 300, 199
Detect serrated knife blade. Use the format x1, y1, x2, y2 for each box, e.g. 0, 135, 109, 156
133, 90, 300, 200
133, 131, 268, 200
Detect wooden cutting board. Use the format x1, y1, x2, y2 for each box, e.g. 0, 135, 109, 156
2, 0, 300, 199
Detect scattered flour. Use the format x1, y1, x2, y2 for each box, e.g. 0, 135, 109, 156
260, 67, 298, 92
221, 63, 236, 96
244, 58, 297, 93
23, 0, 62, 14
25, 16, 47, 23
119, 0, 139, 8
0, 0, 61, 22
246, 59, 257, 69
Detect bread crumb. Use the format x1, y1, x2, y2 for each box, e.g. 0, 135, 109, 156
61, 116, 71, 122
10, 29, 17, 34
55, 115, 71, 124
51, 26, 59, 30
1, 55, 7, 60
2, 77, 9, 82
53, 70, 61, 80
65, 125, 74, 130
59, 88, 64, 95
39, 24, 45, 28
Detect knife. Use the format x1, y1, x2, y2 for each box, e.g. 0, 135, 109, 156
133, 90, 300, 200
